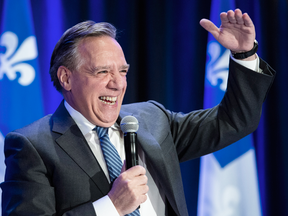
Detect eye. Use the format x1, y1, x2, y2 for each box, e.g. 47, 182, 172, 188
120, 70, 128, 75
97, 70, 108, 74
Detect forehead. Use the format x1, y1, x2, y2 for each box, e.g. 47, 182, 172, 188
76, 36, 127, 69
77, 36, 124, 58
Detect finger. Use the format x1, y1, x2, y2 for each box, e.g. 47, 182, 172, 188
220, 12, 229, 24
227, 10, 236, 24
139, 193, 148, 204
234, 8, 242, 13
243, 13, 254, 27
125, 165, 146, 177
134, 173, 148, 185
139, 185, 149, 196
199, 18, 220, 38
234, 9, 244, 24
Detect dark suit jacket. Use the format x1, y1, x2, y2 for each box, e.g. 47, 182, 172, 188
1, 59, 275, 216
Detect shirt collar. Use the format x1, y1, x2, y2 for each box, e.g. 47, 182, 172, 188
64, 100, 120, 135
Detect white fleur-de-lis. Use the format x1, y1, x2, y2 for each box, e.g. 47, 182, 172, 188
0, 31, 38, 86
206, 41, 230, 91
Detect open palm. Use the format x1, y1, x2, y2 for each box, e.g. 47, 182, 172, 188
200, 9, 255, 53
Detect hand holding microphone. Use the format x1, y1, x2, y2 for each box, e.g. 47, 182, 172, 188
108, 116, 146, 214
120, 116, 139, 169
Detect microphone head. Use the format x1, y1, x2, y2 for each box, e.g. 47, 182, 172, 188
120, 116, 139, 133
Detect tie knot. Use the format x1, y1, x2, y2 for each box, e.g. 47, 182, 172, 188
94, 126, 108, 138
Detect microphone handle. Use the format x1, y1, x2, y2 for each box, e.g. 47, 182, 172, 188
124, 132, 141, 210
124, 132, 138, 170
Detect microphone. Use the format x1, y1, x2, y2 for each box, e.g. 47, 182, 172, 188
120, 116, 139, 170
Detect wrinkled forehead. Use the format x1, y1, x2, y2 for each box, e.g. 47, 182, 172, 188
76, 36, 128, 68
77, 36, 122, 53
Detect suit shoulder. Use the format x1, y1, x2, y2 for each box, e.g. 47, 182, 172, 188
121, 100, 168, 114
121, 101, 172, 127
12, 114, 53, 137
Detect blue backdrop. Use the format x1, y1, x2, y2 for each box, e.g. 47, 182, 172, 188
0, 0, 287, 215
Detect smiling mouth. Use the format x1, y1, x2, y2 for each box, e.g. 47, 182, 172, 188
99, 96, 117, 105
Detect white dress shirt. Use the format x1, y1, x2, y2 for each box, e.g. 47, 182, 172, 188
64, 55, 260, 216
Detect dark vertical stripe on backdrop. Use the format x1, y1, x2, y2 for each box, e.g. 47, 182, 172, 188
259, 0, 288, 215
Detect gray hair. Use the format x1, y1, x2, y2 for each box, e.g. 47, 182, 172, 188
49, 21, 117, 92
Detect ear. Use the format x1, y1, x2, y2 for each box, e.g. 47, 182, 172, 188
57, 66, 72, 91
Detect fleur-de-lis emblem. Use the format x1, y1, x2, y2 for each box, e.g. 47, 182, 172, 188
0, 31, 38, 86
206, 41, 230, 91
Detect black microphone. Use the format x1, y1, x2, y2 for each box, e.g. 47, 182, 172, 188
120, 116, 139, 170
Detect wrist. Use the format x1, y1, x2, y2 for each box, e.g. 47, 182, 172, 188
231, 40, 258, 60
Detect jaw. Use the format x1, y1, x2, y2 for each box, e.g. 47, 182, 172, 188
90, 98, 122, 127
94, 90, 125, 127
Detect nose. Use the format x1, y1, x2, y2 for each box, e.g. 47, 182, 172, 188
108, 71, 126, 90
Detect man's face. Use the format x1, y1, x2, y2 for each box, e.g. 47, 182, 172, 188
65, 36, 128, 127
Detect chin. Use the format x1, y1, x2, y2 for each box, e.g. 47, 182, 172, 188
98, 121, 115, 128
98, 116, 118, 127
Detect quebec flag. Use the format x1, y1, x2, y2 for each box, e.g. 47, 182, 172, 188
197, 0, 262, 216
0, 0, 44, 210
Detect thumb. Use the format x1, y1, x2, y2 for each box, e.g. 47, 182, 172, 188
121, 160, 126, 173
199, 19, 219, 39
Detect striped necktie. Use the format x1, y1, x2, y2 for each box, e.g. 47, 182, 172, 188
94, 126, 140, 216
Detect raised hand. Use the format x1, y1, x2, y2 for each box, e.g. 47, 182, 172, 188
200, 9, 255, 54
108, 164, 149, 216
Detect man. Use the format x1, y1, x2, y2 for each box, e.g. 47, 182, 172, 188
1, 9, 275, 216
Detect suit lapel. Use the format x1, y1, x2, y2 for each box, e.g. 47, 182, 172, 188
52, 101, 110, 195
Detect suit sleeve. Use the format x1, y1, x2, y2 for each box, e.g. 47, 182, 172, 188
150, 58, 275, 163
1, 132, 97, 216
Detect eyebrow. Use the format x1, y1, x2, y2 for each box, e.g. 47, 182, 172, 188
120, 64, 130, 70
93, 64, 130, 71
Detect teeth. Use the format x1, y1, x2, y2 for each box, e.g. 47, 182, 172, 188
100, 96, 117, 105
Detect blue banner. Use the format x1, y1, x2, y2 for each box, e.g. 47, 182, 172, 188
197, 0, 262, 215
0, 0, 44, 209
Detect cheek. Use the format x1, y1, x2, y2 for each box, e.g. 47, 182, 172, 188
83, 80, 103, 95
122, 78, 127, 91
72, 75, 89, 91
